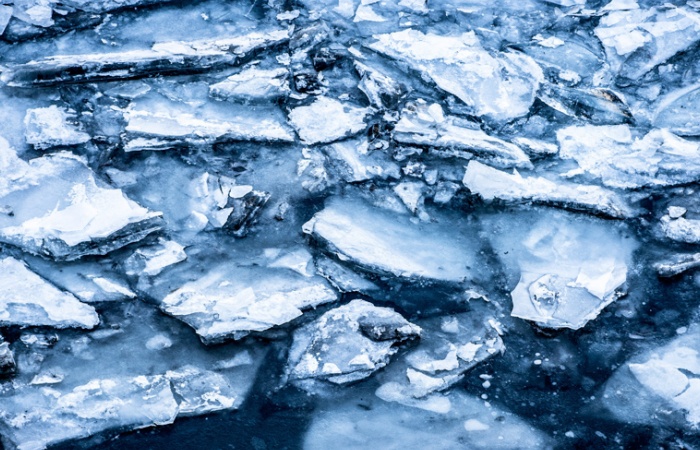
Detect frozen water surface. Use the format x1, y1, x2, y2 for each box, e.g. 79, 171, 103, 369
0, 0, 699, 448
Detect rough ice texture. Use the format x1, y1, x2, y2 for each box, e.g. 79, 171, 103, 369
660, 215, 700, 244
393, 102, 532, 169
0, 141, 162, 260
287, 97, 371, 145
124, 238, 186, 277
557, 125, 700, 189
23, 105, 90, 150
209, 67, 290, 102
303, 198, 483, 284
463, 160, 634, 219
0, 257, 98, 329
367, 29, 543, 122
160, 264, 338, 343
286, 300, 420, 389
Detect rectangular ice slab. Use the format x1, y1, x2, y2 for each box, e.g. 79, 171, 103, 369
0, 257, 98, 329
0, 138, 162, 260
23, 106, 90, 150
367, 29, 542, 122
463, 160, 634, 219
160, 265, 338, 343
303, 197, 484, 284
1, 30, 289, 86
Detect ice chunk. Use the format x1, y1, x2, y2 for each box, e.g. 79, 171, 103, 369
0, 336, 16, 377
393, 102, 532, 169
538, 84, 633, 125
160, 264, 338, 343
376, 307, 504, 401
322, 138, 399, 183
463, 160, 634, 219
484, 210, 637, 330
602, 327, 700, 427
354, 61, 407, 109
1, 30, 290, 86
288, 97, 371, 145
209, 67, 290, 102
124, 239, 186, 277
123, 106, 294, 151
304, 391, 551, 450
314, 257, 379, 293
653, 83, 700, 136
367, 29, 542, 121
557, 125, 700, 189
0, 144, 162, 260
303, 197, 484, 284
595, 6, 700, 84
660, 215, 700, 244
0, 257, 98, 329
23, 106, 90, 150
654, 252, 700, 277
285, 300, 420, 389
0, 5, 13, 36
511, 137, 558, 158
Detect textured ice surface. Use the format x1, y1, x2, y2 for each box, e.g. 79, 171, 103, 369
288, 96, 371, 145
23, 106, 90, 150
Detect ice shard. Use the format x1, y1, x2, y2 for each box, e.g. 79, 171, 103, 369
209, 67, 290, 102
23, 105, 91, 150
287, 97, 371, 145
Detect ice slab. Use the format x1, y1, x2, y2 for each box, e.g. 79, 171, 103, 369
304, 390, 552, 450
23, 105, 90, 150
393, 101, 531, 169
654, 252, 700, 278
654, 83, 700, 136
660, 215, 700, 244
1, 30, 290, 86
557, 125, 700, 189
463, 160, 634, 219
124, 238, 186, 277
209, 67, 290, 102
285, 299, 421, 389
0, 336, 15, 377
484, 210, 637, 330
160, 264, 338, 343
0, 5, 11, 36
0, 139, 162, 260
303, 197, 484, 284
322, 138, 399, 183
538, 84, 632, 125
354, 61, 407, 109
0, 257, 98, 329
367, 29, 542, 122
287, 97, 371, 145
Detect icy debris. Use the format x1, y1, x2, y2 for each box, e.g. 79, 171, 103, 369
322, 138, 399, 183
0, 336, 16, 377
1, 30, 290, 86
304, 391, 551, 450
653, 83, 700, 136
0, 257, 99, 329
0, 142, 162, 260
602, 327, 700, 428
288, 97, 371, 145
354, 61, 407, 109
463, 161, 634, 219
654, 253, 700, 277
393, 102, 532, 169
367, 29, 542, 122
557, 125, 700, 189
303, 197, 483, 284
185, 173, 270, 236
485, 210, 636, 330
660, 215, 700, 244
285, 299, 420, 389
160, 264, 338, 343
124, 238, 186, 277
595, 5, 700, 84
123, 107, 294, 151
538, 85, 633, 125
209, 67, 290, 102
23, 106, 90, 150
376, 309, 504, 402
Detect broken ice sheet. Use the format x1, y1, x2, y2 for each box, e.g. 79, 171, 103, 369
322, 137, 400, 183
285, 299, 420, 390
0, 138, 162, 260
601, 326, 700, 428
0, 256, 98, 329
595, 5, 700, 84
304, 390, 552, 450
287, 96, 371, 145
393, 101, 532, 169
367, 29, 542, 122
537, 84, 633, 125
463, 160, 635, 219
483, 210, 637, 330
158, 263, 338, 343
375, 305, 504, 402
557, 125, 700, 189
23, 105, 91, 150
1, 29, 290, 86
209, 66, 290, 102
303, 197, 487, 285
